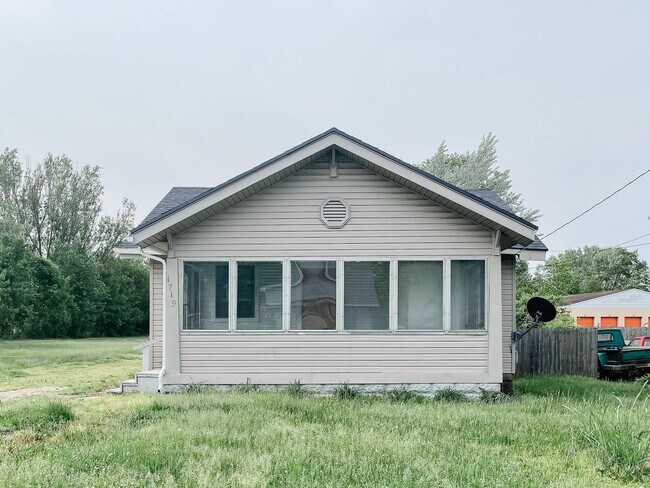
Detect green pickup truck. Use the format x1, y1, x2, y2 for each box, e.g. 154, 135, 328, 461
597, 329, 650, 379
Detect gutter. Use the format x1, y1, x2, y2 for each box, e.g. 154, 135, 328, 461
137, 246, 167, 393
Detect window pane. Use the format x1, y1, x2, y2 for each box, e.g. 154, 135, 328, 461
237, 262, 282, 330
215, 263, 229, 319
290, 261, 337, 330
451, 260, 485, 330
183, 262, 228, 330
398, 261, 443, 330
344, 261, 389, 330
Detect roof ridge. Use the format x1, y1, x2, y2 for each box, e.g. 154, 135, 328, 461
131, 128, 538, 234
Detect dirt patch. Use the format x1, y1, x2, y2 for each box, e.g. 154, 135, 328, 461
0, 387, 64, 400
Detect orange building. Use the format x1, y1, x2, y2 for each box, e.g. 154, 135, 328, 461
564, 289, 650, 328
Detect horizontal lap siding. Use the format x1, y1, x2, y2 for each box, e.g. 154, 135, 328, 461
501, 256, 515, 375
151, 261, 163, 369
173, 161, 493, 258
172, 159, 494, 381
179, 334, 489, 381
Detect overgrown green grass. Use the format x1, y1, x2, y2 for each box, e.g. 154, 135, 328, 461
0, 336, 145, 394
0, 377, 646, 486
1, 339, 649, 486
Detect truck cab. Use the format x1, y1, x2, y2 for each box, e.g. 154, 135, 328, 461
597, 329, 650, 378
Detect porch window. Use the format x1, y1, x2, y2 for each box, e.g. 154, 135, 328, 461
397, 261, 443, 330
236, 262, 283, 330
450, 260, 486, 330
183, 261, 229, 330
344, 261, 389, 330
290, 261, 337, 330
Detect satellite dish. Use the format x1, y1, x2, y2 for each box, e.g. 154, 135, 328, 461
526, 297, 557, 324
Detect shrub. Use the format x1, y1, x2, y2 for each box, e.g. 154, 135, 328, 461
434, 388, 468, 402
285, 380, 308, 398
334, 382, 359, 400
567, 382, 650, 480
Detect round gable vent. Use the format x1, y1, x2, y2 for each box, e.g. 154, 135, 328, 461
319, 198, 350, 228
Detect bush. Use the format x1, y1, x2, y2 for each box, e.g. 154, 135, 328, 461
334, 382, 359, 400
567, 382, 650, 480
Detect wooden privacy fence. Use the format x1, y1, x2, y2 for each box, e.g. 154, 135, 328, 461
516, 327, 650, 377
516, 328, 597, 376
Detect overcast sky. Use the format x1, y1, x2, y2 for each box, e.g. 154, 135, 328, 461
2, 1, 649, 261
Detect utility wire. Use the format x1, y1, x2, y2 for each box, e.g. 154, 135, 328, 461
540, 167, 650, 242
515, 167, 650, 257
615, 231, 650, 247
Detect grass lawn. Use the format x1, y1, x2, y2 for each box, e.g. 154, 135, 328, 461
0, 336, 145, 395
0, 338, 649, 487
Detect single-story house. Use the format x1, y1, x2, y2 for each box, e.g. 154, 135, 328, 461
566, 289, 650, 328
115, 128, 546, 395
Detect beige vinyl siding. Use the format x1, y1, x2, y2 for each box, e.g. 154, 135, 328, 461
169, 158, 497, 382
501, 256, 515, 375
179, 334, 488, 383
173, 160, 493, 258
151, 260, 163, 369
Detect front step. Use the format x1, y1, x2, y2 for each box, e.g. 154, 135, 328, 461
117, 371, 160, 393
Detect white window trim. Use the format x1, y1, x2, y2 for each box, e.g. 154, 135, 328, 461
177, 255, 490, 335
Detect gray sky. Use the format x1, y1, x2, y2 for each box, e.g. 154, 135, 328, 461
2, 1, 649, 261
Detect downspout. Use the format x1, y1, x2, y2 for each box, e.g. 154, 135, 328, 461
138, 247, 167, 393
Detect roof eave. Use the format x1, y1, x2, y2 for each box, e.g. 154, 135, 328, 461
131, 129, 538, 245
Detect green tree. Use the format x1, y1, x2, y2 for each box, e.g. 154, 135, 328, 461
417, 133, 540, 223
540, 246, 650, 295
515, 260, 574, 329
0, 232, 71, 338
51, 245, 106, 338
0, 148, 134, 259
99, 259, 149, 336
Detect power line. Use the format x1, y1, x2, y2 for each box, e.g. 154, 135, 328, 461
540, 167, 650, 242
615, 231, 650, 247
515, 167, 650, 257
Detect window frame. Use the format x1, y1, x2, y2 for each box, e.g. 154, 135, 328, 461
449, 258, 488, 332
178, 256, 489, 335
395, 259, 445, 332
342, 259, 391, 332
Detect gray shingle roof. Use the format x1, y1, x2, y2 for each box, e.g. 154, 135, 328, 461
135, 185, 546, 252
131, 128, 539, 234
136, 187, 211, 230
465, 189, 547, 251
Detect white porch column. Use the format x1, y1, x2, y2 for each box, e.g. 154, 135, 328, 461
487, 254, 503, 383
163, 257, 181, 380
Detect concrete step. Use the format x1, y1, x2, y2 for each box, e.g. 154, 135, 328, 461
119, 371, 160, 393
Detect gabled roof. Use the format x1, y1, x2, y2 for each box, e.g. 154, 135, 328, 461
131, 128, 538, 246
566, 289, 650, 308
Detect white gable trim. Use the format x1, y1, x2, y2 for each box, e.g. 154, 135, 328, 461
132, 132, 536, 244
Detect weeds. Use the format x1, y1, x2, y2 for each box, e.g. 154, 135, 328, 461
566, 381, 650, 480
334, 382, 359, 400
384, 385, 421, 403
179, 383, 210, 394
434, 388, 468, 402
479, 389, 504, 403
0, 401, 74, 433
235, 378, 260, 393
285, 380, 308, 398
